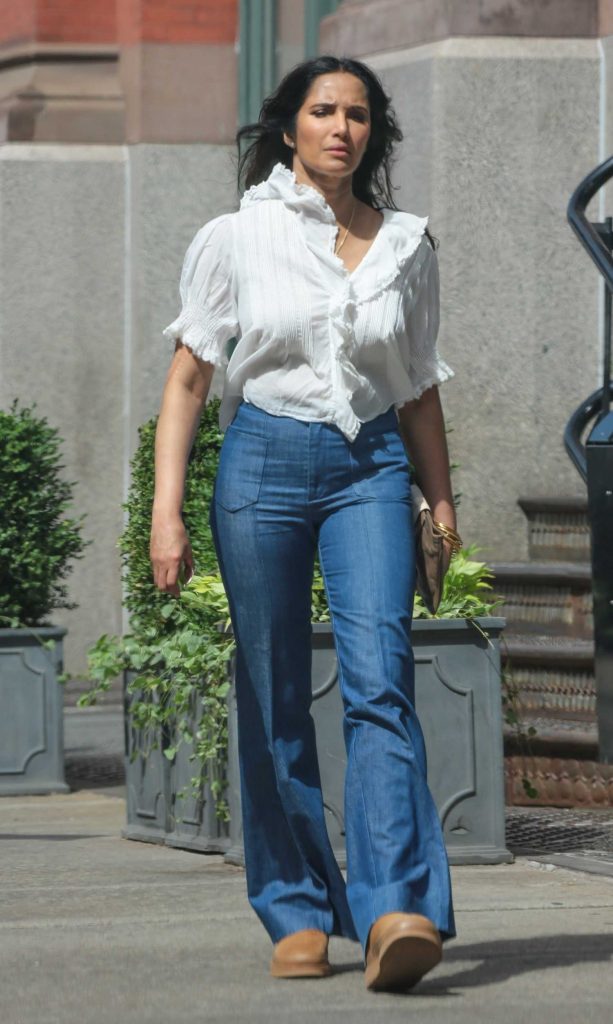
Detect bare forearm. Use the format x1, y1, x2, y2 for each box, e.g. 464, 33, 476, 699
152, 376, 207, 518
397, 386, 457, 530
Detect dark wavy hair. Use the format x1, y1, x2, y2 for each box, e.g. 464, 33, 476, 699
235, 55, 437, 250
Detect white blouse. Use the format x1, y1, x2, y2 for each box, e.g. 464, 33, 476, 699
162, 161, 454, 443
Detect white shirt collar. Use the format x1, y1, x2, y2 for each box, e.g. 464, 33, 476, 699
240, 161, 429, 305
240, 160, 339, 223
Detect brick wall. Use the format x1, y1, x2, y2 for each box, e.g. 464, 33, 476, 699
0, 0, 37, 46
37, 1, 116, 43
118, 0, 238, 46
0, 1, 116, 47
0, 1, 238, 49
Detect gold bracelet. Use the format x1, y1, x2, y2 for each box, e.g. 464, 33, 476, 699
433, 520, 461, 542
433, 521, 463, 552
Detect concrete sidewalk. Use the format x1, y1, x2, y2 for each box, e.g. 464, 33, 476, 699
1, 787, 613, 1024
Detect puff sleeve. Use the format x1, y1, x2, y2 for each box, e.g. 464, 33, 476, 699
397, 238, 454, 401
162, 213, 238, 367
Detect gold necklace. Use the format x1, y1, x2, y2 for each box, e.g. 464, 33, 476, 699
334, 199, 356, 256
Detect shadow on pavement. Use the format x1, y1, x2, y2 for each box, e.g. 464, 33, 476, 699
321, 932, 613, 995
416, 932, 613, 995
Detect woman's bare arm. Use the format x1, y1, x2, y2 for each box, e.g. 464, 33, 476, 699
397, 384, 457, 567
150, 342, 216, 597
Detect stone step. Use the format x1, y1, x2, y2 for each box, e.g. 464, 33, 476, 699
500, 632, 596, 747
501, 633, 594, 668
504, 713, 598, 759
500, 634, 595, 704
501, 662, 596, 717
490, 561, 593, 639
518, 495, 590, 562
500, 630, 603, 805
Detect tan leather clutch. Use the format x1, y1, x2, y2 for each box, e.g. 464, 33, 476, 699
411, 482, 445, 615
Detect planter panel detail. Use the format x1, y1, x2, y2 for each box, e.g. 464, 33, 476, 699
122, 671, 170, 844
123, 671, 231, 852
0, 627, 69, 795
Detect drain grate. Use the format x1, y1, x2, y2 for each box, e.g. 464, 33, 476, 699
505, 807, 613, 854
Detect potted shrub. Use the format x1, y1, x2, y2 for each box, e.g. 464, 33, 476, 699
0, 399, 88, 795
81, 399, 235, 850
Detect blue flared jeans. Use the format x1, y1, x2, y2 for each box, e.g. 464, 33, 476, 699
208, 398, 456, 958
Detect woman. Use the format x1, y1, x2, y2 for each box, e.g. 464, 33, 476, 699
152, 55, 459, 992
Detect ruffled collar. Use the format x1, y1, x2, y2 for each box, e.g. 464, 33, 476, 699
240, 161, 429, 303
241, 160, 340, 222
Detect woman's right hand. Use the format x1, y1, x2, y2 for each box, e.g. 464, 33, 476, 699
150, 512, 194, 598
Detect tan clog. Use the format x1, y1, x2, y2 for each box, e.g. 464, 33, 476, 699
270, 928, 333, 978
364, 912, 442, 991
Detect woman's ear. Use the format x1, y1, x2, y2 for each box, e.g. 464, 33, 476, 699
283, 133, 295, 149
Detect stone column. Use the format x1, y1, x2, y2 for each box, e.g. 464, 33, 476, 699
117, 0, 238, 144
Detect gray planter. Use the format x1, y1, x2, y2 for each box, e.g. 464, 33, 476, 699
225, 617, 513, 868
0, 626, 69, 795
122, 670, 169, 844
165, 689, 230, 853
122, 670, 230, 852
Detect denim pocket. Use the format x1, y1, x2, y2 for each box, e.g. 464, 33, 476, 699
214, 427, 268, 512
348, 428, 412, 500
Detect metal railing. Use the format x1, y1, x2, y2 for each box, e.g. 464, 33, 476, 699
565, 156, 613, 476
565, 156, 613, 762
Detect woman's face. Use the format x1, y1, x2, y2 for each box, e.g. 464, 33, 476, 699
284, 71, 372, 184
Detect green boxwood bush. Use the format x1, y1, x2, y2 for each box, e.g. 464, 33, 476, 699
0, 399, 88, 628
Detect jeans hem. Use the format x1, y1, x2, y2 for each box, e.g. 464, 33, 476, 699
262, 911, 359, 945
